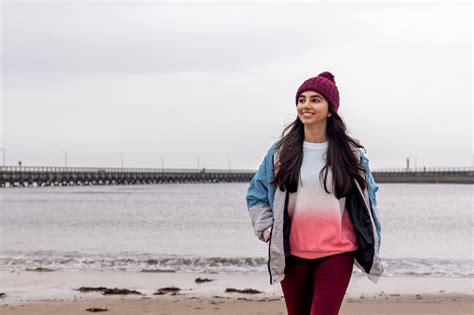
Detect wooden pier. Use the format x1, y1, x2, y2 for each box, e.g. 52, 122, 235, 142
0, 166, 255, 188
372, 167, 473, 184
0, 166, 472, 188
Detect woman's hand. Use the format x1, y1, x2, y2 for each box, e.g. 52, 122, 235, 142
263, 226, 272, 242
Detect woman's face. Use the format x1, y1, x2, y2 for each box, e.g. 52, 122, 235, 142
296, 91, 331, 125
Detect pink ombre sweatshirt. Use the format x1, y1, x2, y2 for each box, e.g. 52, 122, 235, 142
287, 140, 358, 259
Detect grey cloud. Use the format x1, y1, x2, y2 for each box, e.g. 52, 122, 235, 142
3, 2, 374, 75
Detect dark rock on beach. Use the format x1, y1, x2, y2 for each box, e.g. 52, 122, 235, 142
77, 287, 109, 293
102, 288, 142, 295
225, 288, 262, 294
140, 269, 176, 273
77, 287, 142, 295
153, 286, 181, 295
85, 307, 109, 312
195, 277, 214, 283
25, 267, 55, 272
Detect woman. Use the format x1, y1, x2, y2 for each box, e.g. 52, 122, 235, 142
246, 71, 384, 315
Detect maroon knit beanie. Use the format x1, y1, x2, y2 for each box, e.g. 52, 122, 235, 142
295, 71, 340, 112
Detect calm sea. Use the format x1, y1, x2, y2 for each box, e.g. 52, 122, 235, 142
0, 183, 472, 278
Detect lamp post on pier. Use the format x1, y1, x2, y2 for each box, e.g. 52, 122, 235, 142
226, 158, 231, 172
0, 147, 5, 167
63, 150, 68, 167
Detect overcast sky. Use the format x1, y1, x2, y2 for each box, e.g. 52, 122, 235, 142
1, 1, 472, 170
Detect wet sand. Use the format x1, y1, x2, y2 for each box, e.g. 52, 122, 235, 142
1, 293, 473, 315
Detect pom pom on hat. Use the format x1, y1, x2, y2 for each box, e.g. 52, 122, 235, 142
317, 71, 335, 83
295, 71, 340, 112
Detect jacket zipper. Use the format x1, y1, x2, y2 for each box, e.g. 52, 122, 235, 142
267, 153, 275, 284
267, 224, 274, 284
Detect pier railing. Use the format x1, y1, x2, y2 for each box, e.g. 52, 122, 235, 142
373, 166, 473, 173
2, 166, 472, 173
0, 166, 255, 174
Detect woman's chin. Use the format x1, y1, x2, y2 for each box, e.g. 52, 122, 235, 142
300, 117, 318, 124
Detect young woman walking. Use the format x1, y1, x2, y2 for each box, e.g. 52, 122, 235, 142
246, 71, 383, 315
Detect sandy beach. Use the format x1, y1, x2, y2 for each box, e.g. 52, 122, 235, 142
1, 270, 473, 314
1, 293, 473, 315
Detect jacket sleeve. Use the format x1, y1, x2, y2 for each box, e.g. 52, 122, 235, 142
363, 155, 382, 252
246, 150, 274, 242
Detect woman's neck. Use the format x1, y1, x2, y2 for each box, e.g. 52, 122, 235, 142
304, 124, 328, 143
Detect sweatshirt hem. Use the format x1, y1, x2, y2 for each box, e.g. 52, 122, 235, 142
290, 247, 358, 260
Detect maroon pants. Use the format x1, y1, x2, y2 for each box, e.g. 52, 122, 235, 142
280, 251, 355, 315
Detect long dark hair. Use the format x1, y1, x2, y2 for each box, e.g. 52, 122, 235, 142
270, 103, 367, 198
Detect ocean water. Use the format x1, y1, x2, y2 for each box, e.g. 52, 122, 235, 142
0, 183, 472, 279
